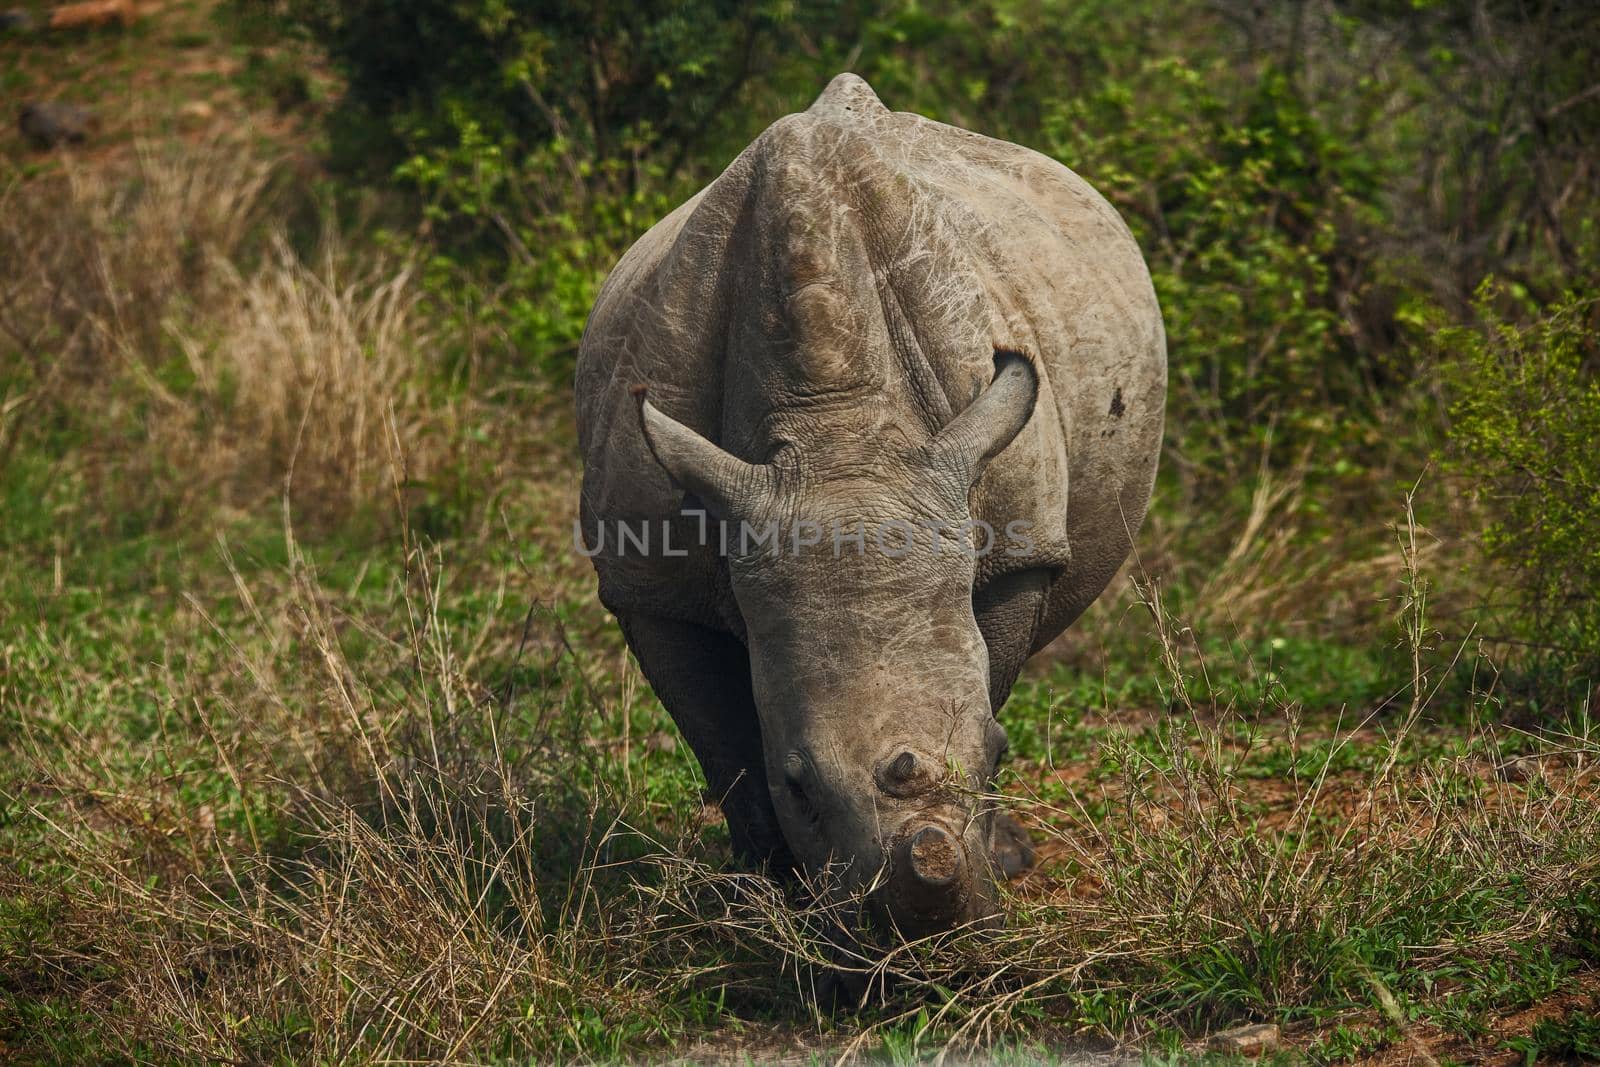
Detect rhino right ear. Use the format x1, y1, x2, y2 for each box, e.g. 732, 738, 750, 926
924, 348, 1039, 486
637, 392, 777, 522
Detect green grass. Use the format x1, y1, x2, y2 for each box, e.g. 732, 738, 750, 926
10, 451, 1595, 1062
1505, 1010, 1600, 1064
1420, 946, 1581, 1043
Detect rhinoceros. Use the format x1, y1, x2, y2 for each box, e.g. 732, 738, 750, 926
576, 73, 1165, 935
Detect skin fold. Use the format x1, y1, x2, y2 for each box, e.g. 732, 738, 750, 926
576, 73, 1166, 936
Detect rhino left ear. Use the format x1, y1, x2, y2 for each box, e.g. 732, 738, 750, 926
637, 394, 777, 522
926, 348, 1038, 485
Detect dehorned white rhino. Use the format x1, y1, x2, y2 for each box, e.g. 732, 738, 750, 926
576, 73, 1165, 936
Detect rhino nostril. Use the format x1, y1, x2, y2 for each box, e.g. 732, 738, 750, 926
907, 824, 961, 887
879, 749, 930, 797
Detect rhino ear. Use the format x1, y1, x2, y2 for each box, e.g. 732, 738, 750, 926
927, 348, 1038, 485
637, 394, 777, 522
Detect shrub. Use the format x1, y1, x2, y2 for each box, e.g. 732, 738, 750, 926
1043, 59, 1385, 467
393, 116, 677, 380
268, 0, 852, 182
248, 0, 1600, 487
1440, 284, 1600, 671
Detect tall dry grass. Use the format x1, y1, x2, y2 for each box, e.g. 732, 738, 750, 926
1072, 439, 1461, 652
0, 141, 457, 524
168, 233, 441, 514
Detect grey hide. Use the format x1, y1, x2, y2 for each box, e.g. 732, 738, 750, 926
575, 73, 1166, 936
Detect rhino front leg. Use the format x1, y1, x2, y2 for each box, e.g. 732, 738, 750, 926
974, 567, 1053, 880
974, 567, 1052, 710
617, 613, 795, 874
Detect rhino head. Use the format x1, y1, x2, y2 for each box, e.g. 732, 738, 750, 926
637, 351, 1037, 936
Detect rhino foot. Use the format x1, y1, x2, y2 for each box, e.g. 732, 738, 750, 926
990, 812, 1036, 880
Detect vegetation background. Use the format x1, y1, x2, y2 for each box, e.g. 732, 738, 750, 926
2, 0, 1597, 1062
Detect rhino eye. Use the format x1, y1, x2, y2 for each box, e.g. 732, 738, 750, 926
783, 751, 807, 790
784, 752, 820, 825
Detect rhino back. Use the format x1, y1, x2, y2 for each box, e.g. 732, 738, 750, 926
577, 74, 1166, 647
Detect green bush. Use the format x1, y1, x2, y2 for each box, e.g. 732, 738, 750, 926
1043, 58, 1386, 465
270, 0, 851, 180
1441, 285, 1600, 670
395, 119, 677, 377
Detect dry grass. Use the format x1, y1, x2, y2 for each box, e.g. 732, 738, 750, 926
0, 141, 457, 524
168, 232, 442, 514
1037, 454, 1443, 705
5, 491, 1596, 1063
6, 523, 740, 1062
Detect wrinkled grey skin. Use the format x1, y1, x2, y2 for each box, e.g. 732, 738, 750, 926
576, 74, 1165, 935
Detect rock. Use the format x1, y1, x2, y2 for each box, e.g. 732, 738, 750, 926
48, 0, 136, 31
1206, 1023, 1280, 1057
1497, 756, 1544, 783
18, 102, 94, 149
1, 9, 36, 32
